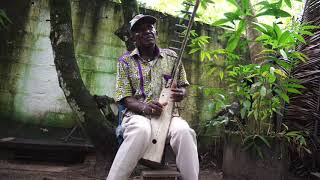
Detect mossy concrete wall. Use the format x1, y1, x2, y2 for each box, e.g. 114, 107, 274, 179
0, 0, 225, 130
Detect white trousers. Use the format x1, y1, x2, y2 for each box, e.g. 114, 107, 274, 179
106, 115, 199, 180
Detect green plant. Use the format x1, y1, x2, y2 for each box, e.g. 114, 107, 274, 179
0, 9, 11, 29
188, 0, 319, 158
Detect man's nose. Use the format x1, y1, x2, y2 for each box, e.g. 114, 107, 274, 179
144, 28, 152, 33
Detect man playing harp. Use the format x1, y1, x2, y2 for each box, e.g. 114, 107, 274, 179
107, 14, 199, 180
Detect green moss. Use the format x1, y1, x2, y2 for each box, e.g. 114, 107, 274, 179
42, 112, 76, 128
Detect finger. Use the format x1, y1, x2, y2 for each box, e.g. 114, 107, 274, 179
149, 103, 163, 112
171, 88, 183, 92
171, 92, 183, 97
161, 102, 168, 106
152, 101, 164, 108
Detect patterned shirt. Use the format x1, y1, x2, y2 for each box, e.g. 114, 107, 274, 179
115, 46, 189, 104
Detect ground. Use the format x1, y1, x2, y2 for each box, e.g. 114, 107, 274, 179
0, 158, 223, 180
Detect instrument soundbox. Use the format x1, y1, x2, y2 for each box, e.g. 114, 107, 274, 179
142, 0, 201, 164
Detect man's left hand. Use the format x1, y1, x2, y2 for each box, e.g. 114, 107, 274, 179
171, 86, 186, 102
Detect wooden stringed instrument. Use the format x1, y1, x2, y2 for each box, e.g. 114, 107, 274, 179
142, 0, 201, 164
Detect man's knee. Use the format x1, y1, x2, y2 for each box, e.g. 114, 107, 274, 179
170, 117, 196, 138
123, 115, 152, 140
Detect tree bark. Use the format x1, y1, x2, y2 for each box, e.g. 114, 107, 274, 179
49, 0, 117, 177
114, 0, 139, 51
241, 0, 264, 64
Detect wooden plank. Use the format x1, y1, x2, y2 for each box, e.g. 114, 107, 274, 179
142, 88, 173, 163
0, 137, 94, 152
140, 169, 180, 180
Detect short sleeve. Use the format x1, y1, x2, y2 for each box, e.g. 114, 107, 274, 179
115, 61, 133, 102
177, 62, 190, 87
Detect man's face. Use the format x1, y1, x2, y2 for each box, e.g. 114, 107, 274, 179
133, 22, 157, 48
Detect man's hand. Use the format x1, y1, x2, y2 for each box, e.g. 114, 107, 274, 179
170, 84, 187, 102
93, 95, 108, 108
145, 101, 168, 116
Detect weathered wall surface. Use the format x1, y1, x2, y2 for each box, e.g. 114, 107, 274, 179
0, 0, 225, 131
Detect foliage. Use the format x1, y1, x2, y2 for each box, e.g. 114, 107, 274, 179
0, 9, 11, 29
187, 0, 319, 158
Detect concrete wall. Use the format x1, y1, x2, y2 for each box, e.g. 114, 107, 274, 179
0, 0, 225, 131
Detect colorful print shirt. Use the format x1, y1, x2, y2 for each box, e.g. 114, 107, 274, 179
115, 46, 189, 104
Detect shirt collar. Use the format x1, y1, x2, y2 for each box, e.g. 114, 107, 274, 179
130, 45, 164, 60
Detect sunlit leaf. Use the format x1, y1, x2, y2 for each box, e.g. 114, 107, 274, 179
280, 49, 288, 60
292, 33, 306, 44
212, 18, 230, 26
284, 0, 292, 8
226, 34, 240, 52
256, 9, 291, 18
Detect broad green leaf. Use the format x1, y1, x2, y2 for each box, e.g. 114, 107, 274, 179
280, 49, 288, 60
275, 89, 289, 103
255, 34, 270, 42
254, 109, 259, 120
274, 23, 282, 39
284, 0, 292, 8
226, 34, 240, 52
260, 86, 267, 97
302, 25, 320, 30
226, 0, 241, 9
286, 83, 305, 89
292, 34, 306, 44
268, 74, 276, 83
244, 100, 251, 109
242, 142, 254, 151
237, 20, 246, 35
189, 48, 200, 54
219, 71, 224, 80
275, 59, 292, 69
287, 88, 302, 94
212, 19, 230, 26
200, 51, 206, 61
253, 23, 268, 34
260, 23, 274, 34
274, 69, 287, 77
224, 12, 241, 21
257, 135, 271, 148
256, 9, 291, 18
242, 0, 250, 14
0, 10, 11, 23
301, 30, 314, 36
240, 107, 246, 119
290, 51, 307, 62
278, 31, 290, 45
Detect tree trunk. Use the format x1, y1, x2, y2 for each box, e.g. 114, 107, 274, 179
236, 0, 264, 64
49, 0, 117, 177
114, 0, 139, 51
243, 0, 264, 64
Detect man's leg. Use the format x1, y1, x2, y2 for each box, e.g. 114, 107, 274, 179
107, 115, 151, 180
168, 117, 199, 180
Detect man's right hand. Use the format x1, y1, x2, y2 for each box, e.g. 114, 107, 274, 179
124, 97, 167, 117
145, 101, 168, 116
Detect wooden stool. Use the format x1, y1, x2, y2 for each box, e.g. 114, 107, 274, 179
140, 169, 180, 180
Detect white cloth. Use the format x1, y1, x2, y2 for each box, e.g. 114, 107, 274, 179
106, 115, 199, 180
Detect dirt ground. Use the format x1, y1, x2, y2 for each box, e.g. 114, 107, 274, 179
0, 159, 223, 180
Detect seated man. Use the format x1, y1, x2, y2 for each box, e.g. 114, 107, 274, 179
107, 14, 199, 180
